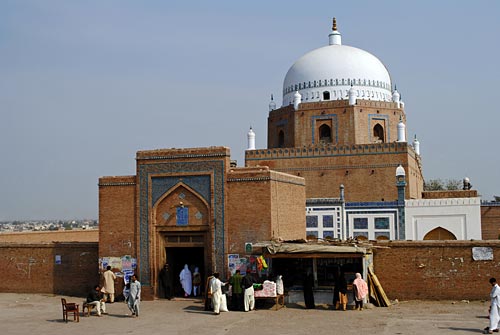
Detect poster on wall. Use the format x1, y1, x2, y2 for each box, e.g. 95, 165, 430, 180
228, 254, 248, 275
99, 255, 137, 279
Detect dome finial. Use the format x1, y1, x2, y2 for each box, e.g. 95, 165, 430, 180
328, 18, 342, 45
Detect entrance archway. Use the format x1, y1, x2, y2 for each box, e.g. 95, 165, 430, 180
166, 246, 205, 297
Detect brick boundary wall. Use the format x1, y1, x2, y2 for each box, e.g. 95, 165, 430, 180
4, 239, 500, 300
0, 242, 98, 297
372, 240, 500, 300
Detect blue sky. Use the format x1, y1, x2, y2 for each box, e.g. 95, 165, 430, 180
1, 0, 499, 220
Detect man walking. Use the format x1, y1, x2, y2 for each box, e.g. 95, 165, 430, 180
486, 278, 500, 333
127, 274, 141, 317
101, 266, 116, 303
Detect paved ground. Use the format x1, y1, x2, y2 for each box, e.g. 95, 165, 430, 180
0, 293, 492, 335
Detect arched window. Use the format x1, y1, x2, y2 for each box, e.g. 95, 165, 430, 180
373, 124, 385, 143
323, 91, 330, 100
319, 124, 332, 143
423, 227, 457, 240
278, 130, 285, 148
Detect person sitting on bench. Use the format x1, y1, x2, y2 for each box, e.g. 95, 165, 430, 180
86, 285, 107, 316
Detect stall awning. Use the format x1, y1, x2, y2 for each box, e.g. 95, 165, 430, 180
253, 241, 369, 256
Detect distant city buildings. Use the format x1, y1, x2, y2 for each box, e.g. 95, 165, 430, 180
0, 219, 98, 233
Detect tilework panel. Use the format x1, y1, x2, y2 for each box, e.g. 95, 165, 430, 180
152, 175, 211, 204
138, 160, 225, 286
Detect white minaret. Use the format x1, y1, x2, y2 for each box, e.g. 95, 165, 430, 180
293, 91, 302, 110
247, 127, 255, 150
269, 94, 276, 111
397, 116, 406, 142
348, 85, 357, 105
392, 86, 401, 108
413, 134, 420, 155
328, 17, 342, 45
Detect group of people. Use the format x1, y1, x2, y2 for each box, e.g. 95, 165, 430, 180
159, 263, 202, 299
85, 266, 142, 318
304, 270, 368, 311
206, 270, 258, 315
89, 265, 371, 317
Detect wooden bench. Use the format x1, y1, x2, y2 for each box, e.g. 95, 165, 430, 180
82, 302, 96, 317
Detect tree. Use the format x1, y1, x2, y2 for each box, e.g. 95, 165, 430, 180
424, 179, 444, 191
424, 178, 463, 191
444, 179, 462, 190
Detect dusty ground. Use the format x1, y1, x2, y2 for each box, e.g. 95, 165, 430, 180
0, 293, 492, 335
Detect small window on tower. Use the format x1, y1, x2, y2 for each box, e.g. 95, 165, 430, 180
319, 124, 332, 144
278, 130, 285, 148
323, 91, 330, 100
373, 124, 385, 143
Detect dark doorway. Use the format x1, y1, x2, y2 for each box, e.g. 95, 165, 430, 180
165, 247, 205, 297
373, 124, 385, 143
278, 130, 285, 148
319, 124, 332, 143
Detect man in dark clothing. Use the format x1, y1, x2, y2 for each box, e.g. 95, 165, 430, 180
159, 263, 173, 299
243, 273, 255, 312
333, 271, 348, 310
303, 270, 315, 309
229, 270, 243, 311
87, 285, 106, 316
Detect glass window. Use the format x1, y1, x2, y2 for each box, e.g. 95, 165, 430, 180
353, 218, 368, 229
354, 232, 368, 239
323, 215, 334, 227
306, 216, 318, 228
306, 231, 318, 239
323, 231, 334, 239
375, 232, 390, 240
374, 217, 390, 229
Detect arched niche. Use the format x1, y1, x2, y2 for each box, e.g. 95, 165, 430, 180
278, 130, 285, 148
373, 124, 385, 143
423, 227, 457, 240
153, 183, 209, 227
319, 124, 332, 144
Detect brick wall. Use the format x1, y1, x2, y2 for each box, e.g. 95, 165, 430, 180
422, 190, 478, 199
482, 204, 500, 240
226, 167, 306, 255
0, 242, 98, 297
98, 176, 137, 258
246, 142, 423, 202
269, 170, 306, 241
0, 230, 98, 243
372, 240, 500, 300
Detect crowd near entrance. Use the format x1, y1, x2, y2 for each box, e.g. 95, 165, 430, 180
163, 247, 205, 298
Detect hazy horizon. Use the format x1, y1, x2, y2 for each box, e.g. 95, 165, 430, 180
1, 1, 499, 220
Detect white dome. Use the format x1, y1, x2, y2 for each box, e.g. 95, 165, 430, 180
282, 27, 392, 106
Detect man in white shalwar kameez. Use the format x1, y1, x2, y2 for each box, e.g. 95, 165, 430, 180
127, 275, 141, 317
210, 272, 224, 315
486, 277, 500, 333
179, 264, 192, 297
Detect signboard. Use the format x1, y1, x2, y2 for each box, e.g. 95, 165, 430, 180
472, 247, 493, 261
